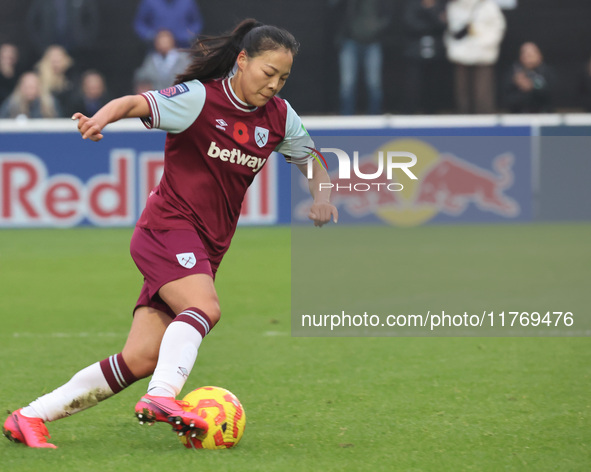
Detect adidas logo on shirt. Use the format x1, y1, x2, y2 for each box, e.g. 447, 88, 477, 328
207, 141, 267, 173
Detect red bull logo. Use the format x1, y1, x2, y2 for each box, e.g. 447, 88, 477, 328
297, 138, 520, 226
415, 152, 518, 217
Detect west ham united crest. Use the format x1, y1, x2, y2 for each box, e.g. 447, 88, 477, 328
176, 252, 196, 269
255, 126, 269, 148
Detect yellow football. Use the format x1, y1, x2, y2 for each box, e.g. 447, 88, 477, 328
178, 386, 246, 449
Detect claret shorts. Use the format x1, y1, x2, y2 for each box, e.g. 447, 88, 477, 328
130, 226, 214, 318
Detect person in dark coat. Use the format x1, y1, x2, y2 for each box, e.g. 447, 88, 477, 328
579, 54, 591, 112
332, 0, 394, 115
401, 0, 448, 114
26, 0, 99, 59
503, 42, 554, 113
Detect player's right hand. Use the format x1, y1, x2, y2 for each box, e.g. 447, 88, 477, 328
72, 112, 104, 142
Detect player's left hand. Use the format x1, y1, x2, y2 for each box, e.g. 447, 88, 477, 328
308, 201, 338, 227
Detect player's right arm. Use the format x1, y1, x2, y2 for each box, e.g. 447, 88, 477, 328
72, 95, 150, 142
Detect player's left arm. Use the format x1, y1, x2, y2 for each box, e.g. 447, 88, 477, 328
296, 160, 338, 227
276, 100, 338, 227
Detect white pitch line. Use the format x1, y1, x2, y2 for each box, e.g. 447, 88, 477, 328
11, 332, 127, 339
12, 331, 293, 338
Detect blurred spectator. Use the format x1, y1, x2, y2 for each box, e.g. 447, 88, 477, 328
444, 0, 506, 114
0, 43, 23, 105
331, 0, 393, 115
503, 42, 554, 113
492, 0, 517, 9
0, 71, 61, 119
579, 55, 591, 112
401, 0, 448, 114
134, 0, 204, 49
67, 70, 110, 117
134, 77, 156, 95
35, 45, 77, 117
134, 30, 191, 91
26, 0, 99, 60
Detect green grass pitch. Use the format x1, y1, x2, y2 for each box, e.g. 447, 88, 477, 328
0, 224, 589, 471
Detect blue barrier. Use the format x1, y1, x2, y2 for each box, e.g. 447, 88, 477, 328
0, 116, 589, 227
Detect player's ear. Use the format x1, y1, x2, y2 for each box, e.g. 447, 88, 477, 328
236, 50, 248, 71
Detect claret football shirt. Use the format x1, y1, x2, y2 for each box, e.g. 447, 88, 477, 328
138, 77, 313, 267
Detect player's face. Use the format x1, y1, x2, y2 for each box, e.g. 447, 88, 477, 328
235, 48, 293, 107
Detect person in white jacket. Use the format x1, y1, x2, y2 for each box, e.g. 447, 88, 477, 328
444, 0, 506, 113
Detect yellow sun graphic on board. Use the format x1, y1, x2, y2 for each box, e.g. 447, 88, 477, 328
372, 138, 440, 227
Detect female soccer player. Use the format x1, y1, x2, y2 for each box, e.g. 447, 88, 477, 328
3, 18, 337, 449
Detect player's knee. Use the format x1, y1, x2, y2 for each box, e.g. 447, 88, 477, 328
202, 299, 221, 327
189, 293, 221, 326
177, 301, 220, 328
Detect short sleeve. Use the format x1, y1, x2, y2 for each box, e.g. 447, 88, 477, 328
274, 99, 315, 164
140, 80, 206, 134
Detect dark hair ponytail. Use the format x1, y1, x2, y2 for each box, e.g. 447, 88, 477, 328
175, 18, 299, 85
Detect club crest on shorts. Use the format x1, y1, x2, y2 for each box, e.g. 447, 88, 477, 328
255, 126, 269, 148
176, 252, 196, 269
